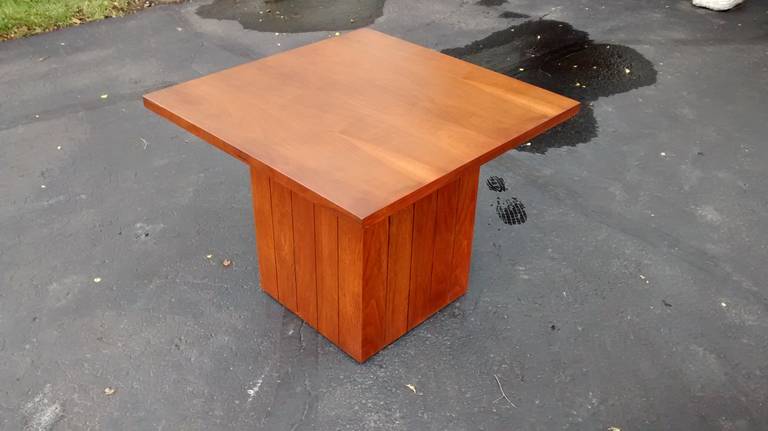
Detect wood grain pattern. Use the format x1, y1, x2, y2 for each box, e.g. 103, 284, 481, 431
407, 192, 438, 330
143, 27, 579, 362
270, 180, 298, 312
338, 215, 363, 360
144, 28, 579, 226
291, 192, 317, 326
314, 205, 339, 344
249, 166, 480, 362
448, 168, 480, 301
361, 218, 389, 359
430, 179, 461, 307
384, 205, 414, 344
250, 166, 278, 300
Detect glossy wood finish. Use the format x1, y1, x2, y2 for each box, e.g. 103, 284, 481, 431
291, 192, 317, 326
384, 206, 414, 344
250, 167, 278, 300
146, 29, 578, 362
144, 28, 578, 227
314, 206, 339, 344
247, 167, 480, 362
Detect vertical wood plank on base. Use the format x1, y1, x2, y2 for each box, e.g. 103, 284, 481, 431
362, 218, 389, 359
338, 215, 363, 361
250, 166, 279, 300
384, 205, 414, 344
429, 179, 461, 307
315, 206, 340, 344
448, 168, 480, 300
270, 180, 298, 312
291, 192, 318, 327
407, 193, 438, 330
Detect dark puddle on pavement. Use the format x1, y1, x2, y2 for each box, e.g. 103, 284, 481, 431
197, 0, 385, 33
443, 19, 657, 153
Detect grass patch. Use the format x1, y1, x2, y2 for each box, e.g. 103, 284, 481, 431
0, 0, 154, 40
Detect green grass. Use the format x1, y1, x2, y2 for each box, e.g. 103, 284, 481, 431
0, 0, 145, 40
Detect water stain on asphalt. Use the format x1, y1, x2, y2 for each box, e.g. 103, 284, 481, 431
496, 197, 527, 225
197, 0, 385, 33
486, 175, 507, 192
476, 0, 507, 6
498, 11, 529, 19
443, 19, 657, 153
486, 176, 527, 226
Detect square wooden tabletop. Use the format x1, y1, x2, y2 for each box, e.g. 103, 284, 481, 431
144, 29, 578, 225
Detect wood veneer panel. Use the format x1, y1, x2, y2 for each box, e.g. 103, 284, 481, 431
338, 215, 363, 360
270, 181, 298, 312
430, 179, 461, 307
144, 29, 579, 226
291, 193, 318, 326
407, 192, 438, 329
250, 167, 278, 300
362, 219, 389, 359
385, 205, 414, 344
314, 206, 339, 344
448, 168, 480, 300
145, 28, 580, 362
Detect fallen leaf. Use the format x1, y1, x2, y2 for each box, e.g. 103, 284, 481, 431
93, 277, 102, 283
104, 387, 116, 396
100, 94, 108, 99
206, 254, 213, 259
405, 384, 416, 393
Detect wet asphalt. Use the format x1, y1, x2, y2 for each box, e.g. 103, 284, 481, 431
1, 0, 767, 429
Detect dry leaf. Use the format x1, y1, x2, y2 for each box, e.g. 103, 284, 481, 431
405, 384, 416, 393
104, 387, 116, 396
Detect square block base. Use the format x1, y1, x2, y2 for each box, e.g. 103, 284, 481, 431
250, 166, 479, 362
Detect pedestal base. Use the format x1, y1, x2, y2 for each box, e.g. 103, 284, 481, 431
250, 166, 479, 362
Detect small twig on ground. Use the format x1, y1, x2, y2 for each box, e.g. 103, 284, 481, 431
493, 374, 517, 408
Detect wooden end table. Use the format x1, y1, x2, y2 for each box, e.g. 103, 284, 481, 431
143, 29, 578, 362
